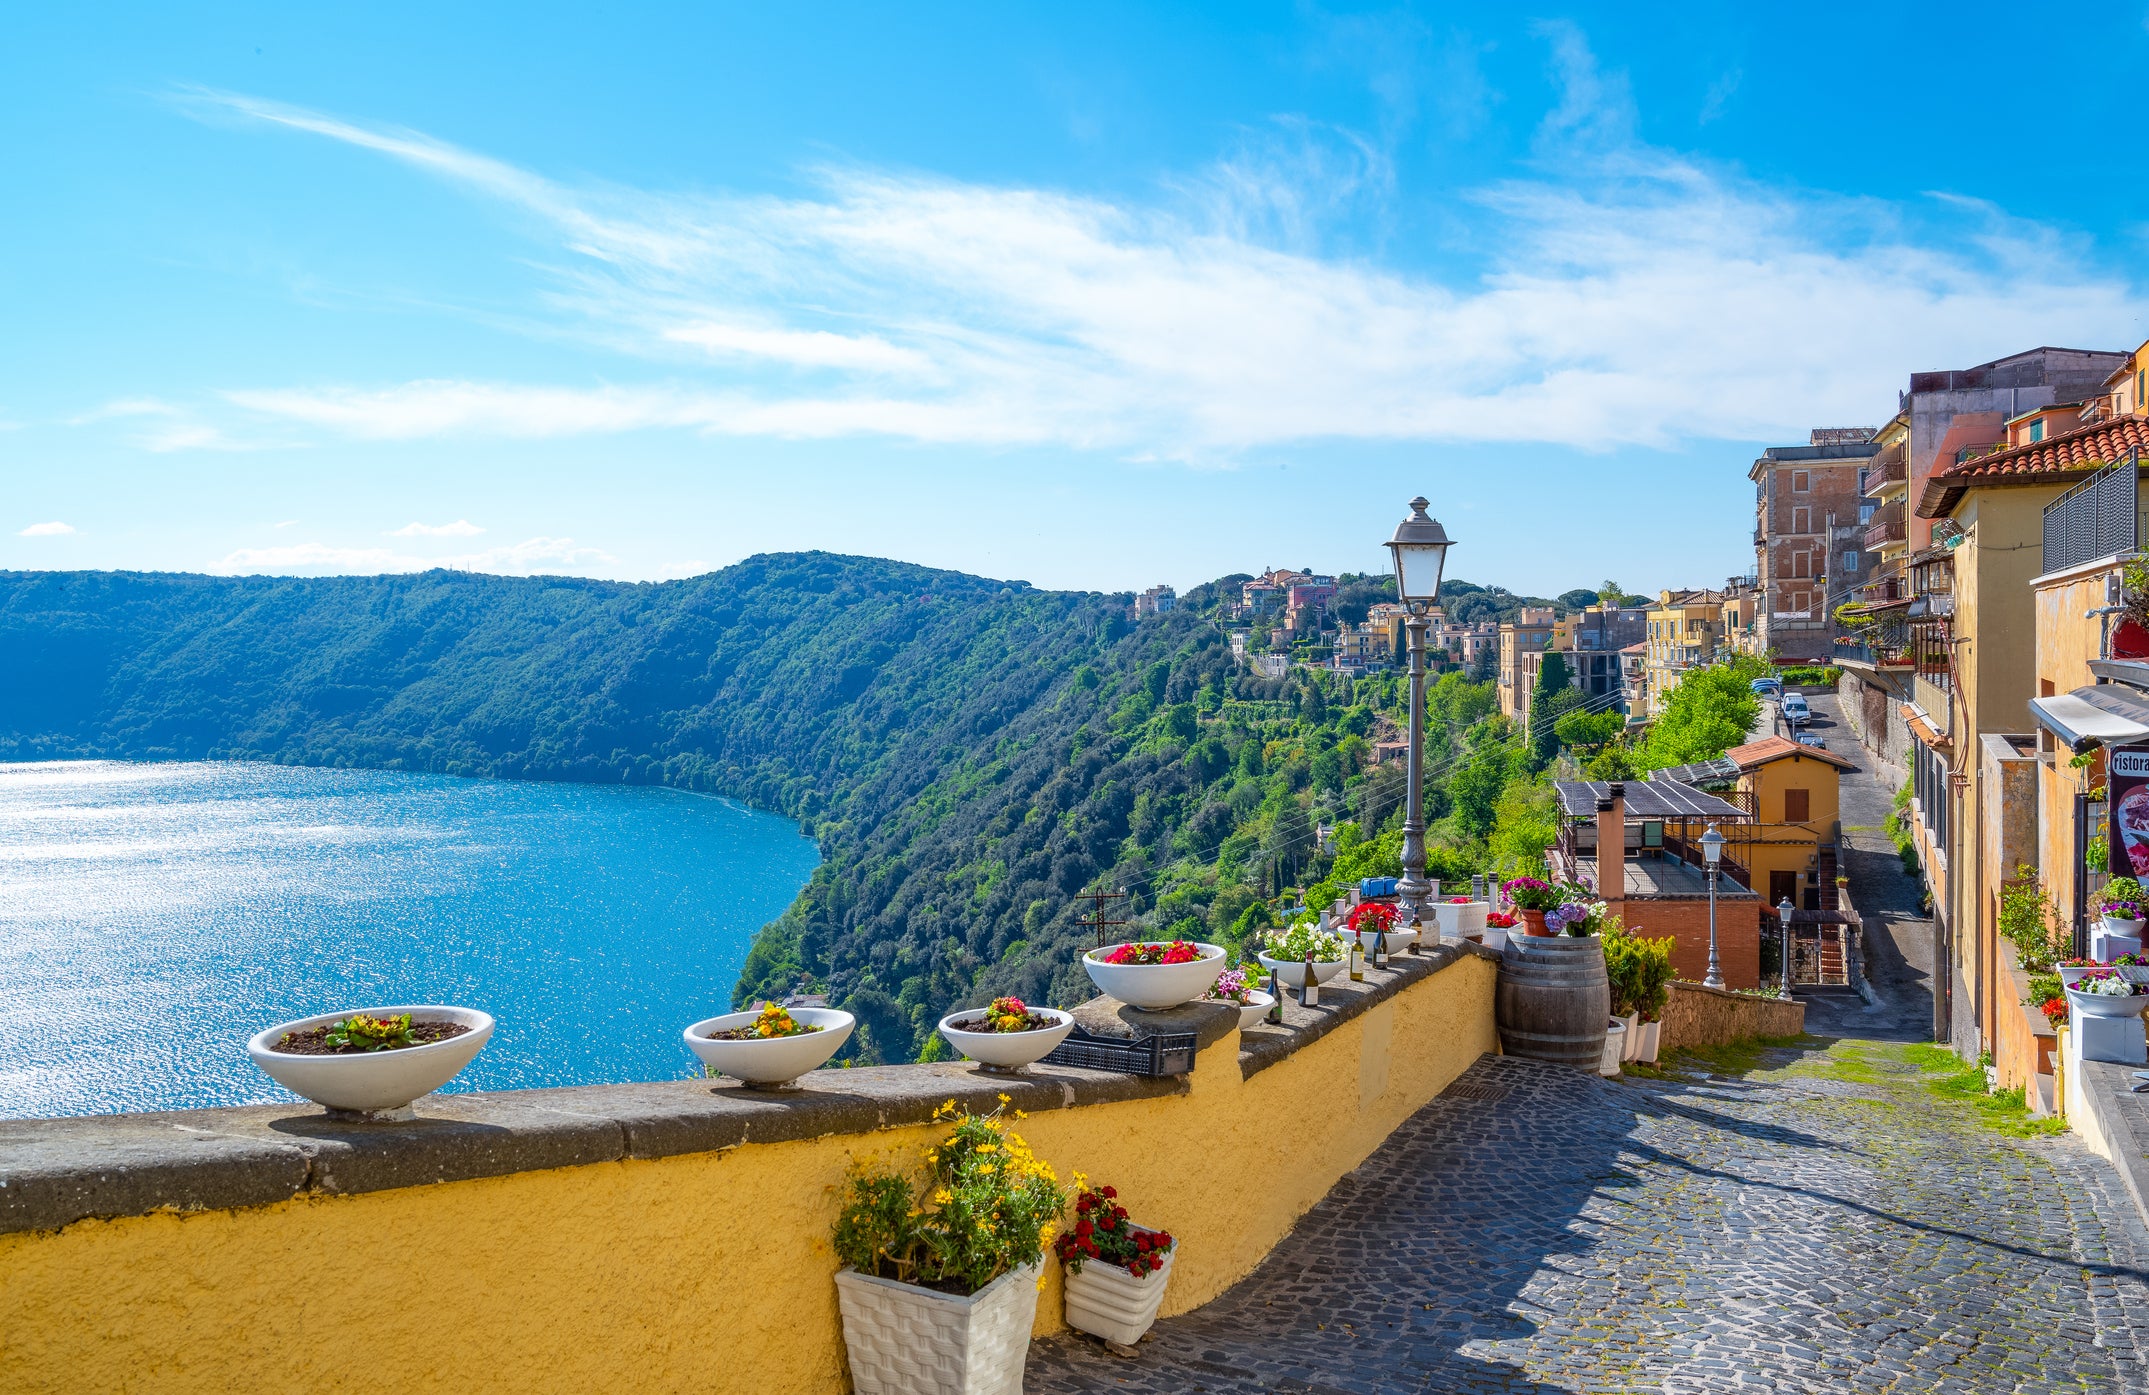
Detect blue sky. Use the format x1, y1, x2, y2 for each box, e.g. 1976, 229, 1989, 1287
5, 3, 2147, 596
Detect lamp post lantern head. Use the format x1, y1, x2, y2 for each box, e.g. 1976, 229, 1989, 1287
1385, 497, 1452, 606
1700, 824, 1724, 868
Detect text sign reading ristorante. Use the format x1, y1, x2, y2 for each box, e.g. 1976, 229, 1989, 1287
2111, 747, 2149, 878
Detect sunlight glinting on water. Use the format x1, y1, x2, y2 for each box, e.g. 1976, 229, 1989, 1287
0, 761, 819, 1119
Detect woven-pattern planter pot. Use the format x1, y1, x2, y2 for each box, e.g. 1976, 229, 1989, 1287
834, 1260, 1042, 1395
1063, 1244, 1175, 1346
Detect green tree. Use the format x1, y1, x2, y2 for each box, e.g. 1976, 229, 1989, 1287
1555, 708, 1625, 750
1527, 650, 1577, 765
1449, 732, 1513, 840
1634, 656, 1768, 770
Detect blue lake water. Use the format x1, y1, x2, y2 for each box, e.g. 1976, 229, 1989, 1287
0, 760, 819, 1119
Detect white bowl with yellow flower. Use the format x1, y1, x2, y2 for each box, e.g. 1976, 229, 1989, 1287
936, 996, 1076, 1072
684, 1003, 854, 1087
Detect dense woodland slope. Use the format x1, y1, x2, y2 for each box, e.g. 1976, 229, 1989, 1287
0, 555, 1747, 1062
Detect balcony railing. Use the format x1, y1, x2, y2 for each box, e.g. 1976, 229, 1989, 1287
2042, 455, 2145, 574
1862, 444, 1907, 498
1864, 502, 1905, 551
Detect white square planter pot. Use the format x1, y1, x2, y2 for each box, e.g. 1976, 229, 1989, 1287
1634, 1018, 1662, 1064
834, 1260, 1042, 1395
1617, 1012, 1641, 1061
1063, 1245, 1176, 1346
1598, 1018, 1627, 1077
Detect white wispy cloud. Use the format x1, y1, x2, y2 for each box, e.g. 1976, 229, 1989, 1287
216, 535, 615, 576
388, 519, 485, 537
18, 521, 76, 537
176, 52, 2147, 457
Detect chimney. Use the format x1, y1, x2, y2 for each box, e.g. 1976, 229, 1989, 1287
1596, 782, 1626, 906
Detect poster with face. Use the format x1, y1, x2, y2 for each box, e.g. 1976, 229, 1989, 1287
2110, 747, 2149, 878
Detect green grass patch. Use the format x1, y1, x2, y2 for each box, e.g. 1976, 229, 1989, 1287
1898, 1043, 2065, 1137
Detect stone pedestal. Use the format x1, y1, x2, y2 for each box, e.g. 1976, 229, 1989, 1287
2074, 1012, 2149, 1067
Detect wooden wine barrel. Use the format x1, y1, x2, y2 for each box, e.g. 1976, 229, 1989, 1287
1496, 934, 1610, 1070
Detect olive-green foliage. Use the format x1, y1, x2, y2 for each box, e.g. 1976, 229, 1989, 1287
1997, 865, 2060, 973
1554, 708, 1624, 750
1601, 924, 1676, 1020
1633, 656, 1769, 771
0, 558, 1536, 1062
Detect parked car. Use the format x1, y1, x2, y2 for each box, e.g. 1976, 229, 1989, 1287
1750, 677, 1782, 699
1781, 692, 1811, 726
1795, 732, 1827, 749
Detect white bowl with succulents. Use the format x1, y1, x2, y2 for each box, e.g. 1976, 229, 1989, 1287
247, 1005, 494, 1114
1081, 941, 1227, 1010
685, 1004, 855, 1086
936, 999, 1075, 1071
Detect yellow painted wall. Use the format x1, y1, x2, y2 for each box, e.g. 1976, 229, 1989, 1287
1730, 755, 1839, 905
0, 956, 1498, 1395
2034, 563, 2124, 955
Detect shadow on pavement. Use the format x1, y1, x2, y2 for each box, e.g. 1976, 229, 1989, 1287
1023, 1053, 1651, 1394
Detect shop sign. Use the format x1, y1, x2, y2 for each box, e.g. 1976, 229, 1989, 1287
2110, 746, 2149, 878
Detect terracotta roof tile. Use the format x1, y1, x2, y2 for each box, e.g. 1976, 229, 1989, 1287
1918, 415, 2149, 517
1724, 734, 1859, 772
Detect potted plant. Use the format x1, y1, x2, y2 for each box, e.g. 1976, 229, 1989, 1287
1345, 901, 1415, 957
1436, 894, 1489, 942
1599, 927, 1641, 1059
1257, 919, 1348, 995
937, 996, 1076, 1073
1202, 965, 1274, 1029
1630, 934, 1676, 1064
2066, 968, 2149, 1019
247, 1005, 494, 1115
1056, 1178, 1178, 1347
1597, 1017, 1628, 1076
684, 1002, 854, 1088
832, 1100, 1067, 1395
1082, 940, 1227, 1010
1502, 877, 1565, 936
1483, 910, 1517, 951
2097, 879, 2145, 937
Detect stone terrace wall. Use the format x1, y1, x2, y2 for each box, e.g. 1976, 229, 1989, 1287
1660, 979, 1806, 1051
0, 948, 1498, 1395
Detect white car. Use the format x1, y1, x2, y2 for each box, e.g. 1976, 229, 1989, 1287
1781, 693, 1811, 726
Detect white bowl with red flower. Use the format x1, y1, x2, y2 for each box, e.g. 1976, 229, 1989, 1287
1055, 1182, 1178, 1346
1202, 966, 1275, 1029
1344, 902, 1416, 958
936, 996, 1076, 1071
684, 1003, 854, 1087
1082, 940, 1227, 1010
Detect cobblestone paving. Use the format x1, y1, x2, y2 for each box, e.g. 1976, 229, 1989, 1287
1027, 1041, 2149, 1394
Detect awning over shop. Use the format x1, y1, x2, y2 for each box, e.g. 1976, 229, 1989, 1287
2028, 684, 2149, 753
1898, 703, 1951, 752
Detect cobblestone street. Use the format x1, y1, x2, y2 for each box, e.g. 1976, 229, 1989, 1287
1028, 1041, 2149, 1393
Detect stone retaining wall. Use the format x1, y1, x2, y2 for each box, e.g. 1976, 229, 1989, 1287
1659, 979, 1806, 1050
0, 947, 1499, 1395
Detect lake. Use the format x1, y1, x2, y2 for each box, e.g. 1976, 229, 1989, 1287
0, 760, 820, 1119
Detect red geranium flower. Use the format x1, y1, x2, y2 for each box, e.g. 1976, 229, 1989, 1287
1100, 1186, 1117, 1199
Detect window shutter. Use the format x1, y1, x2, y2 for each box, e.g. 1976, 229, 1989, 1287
1784, 788, 1810, 822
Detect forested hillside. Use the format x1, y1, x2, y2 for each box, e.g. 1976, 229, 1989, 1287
0, 555, 1755, 1062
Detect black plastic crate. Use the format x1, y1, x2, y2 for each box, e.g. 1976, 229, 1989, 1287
1040, 1026, 1197, 1077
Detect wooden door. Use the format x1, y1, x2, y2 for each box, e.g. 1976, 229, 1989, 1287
1769, 870, 1797, 906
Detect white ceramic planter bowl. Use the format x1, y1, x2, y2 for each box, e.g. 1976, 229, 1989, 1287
685, 1007, 854, 1086
936, 1007, 1075, 1071
1220, 990, 1274, 1029
247, 1005, 494, 1113
1082, 942, 1227, 1010
1257, 952, 1347, 989
2066, 986, 2149, 1020
2101, 915, 2144, 936
1349, 926, 1418, 958
1063, 1242, 1177, 1346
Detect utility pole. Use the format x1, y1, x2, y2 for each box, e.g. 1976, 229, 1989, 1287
1077, 887, 1128, 947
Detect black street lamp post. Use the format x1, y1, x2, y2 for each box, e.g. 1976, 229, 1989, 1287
1384, 497, 1453, 934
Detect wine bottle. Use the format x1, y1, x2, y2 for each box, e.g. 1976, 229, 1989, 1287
1374, 927, 1388, 968
1302, 950, 1319, 1008
1266, 965, 1284, 1024
1349, 933, 1365, 982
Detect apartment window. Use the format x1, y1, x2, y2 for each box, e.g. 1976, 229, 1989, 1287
1842, 549, 1858, 572
1793, 552, 1810, 578
1793, 470, 1810, 492
2136, 369, 2144, 411
2029, 419, 2045, 443
1783, 788, 1810, 823
1860, 501, 1876, 523
1792, 506, 1811, 533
